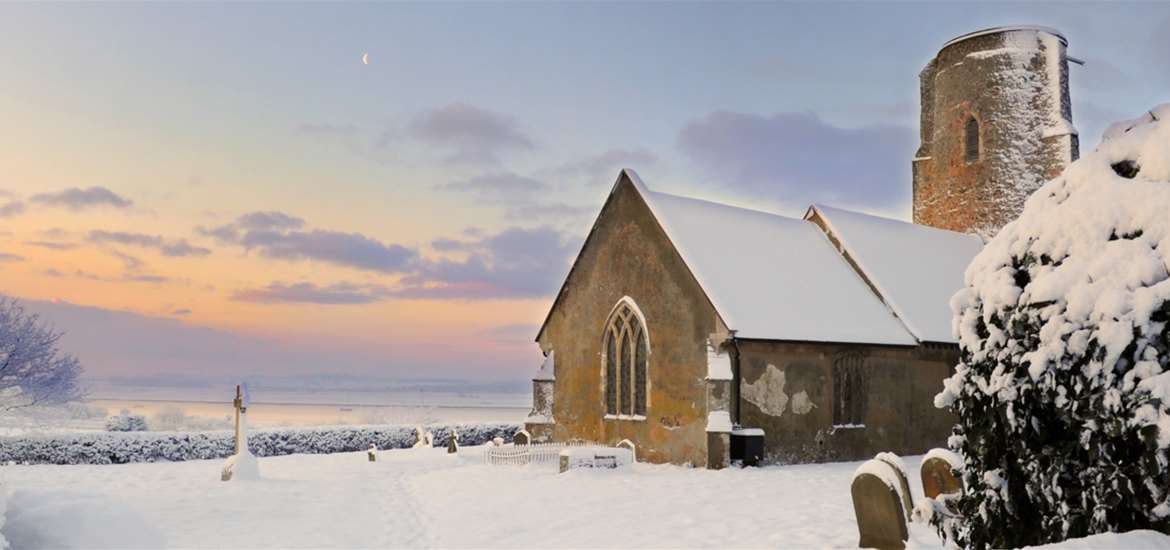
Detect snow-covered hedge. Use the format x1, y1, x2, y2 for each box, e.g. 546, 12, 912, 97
0, 423, 518, 465
935, 105, 1170, 548
104, 411, 148, 432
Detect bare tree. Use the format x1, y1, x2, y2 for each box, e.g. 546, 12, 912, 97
0, 295, 83, 409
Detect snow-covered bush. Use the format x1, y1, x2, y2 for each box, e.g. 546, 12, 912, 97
0, 423, 518, 465
105, 410, 148, 432
935, 105, 1170, 548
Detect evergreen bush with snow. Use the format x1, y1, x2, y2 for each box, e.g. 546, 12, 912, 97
0, 423, 518, 465
105, 410, 148, 432
934, 105, 1170, 548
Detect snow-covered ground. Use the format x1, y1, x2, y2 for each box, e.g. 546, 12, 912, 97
4, 447, 1164, 549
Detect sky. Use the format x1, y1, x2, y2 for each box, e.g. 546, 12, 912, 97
0, 2, 1166, 389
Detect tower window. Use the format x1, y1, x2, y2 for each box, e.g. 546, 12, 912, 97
965, 116, 980, 162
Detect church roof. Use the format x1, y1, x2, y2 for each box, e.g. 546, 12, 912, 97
625, 170, 917, 346
805, 204, 984, 344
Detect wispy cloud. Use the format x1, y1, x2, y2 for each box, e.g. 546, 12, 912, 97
0, 201, 25, 218
407, 102, 533, 165
677, 110, 914, 209
200, 211, 417, 274
398, 226, 574, 300
232, 281, 392, 305
88, 230, 211, 257
0, 252, 24, 262
24, 241, 79, 251
30, 186, 133, 210
546, 148, 657, 184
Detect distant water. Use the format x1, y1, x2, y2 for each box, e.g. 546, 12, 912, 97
84, 381, 530, 430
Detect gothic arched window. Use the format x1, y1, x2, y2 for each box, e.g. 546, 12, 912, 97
603, 298, 649, 418
965, 116, 981, 163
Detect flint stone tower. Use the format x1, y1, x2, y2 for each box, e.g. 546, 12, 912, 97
913, 26, 1079, 238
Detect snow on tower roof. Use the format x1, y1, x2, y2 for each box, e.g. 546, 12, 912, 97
940, 25, 1067, 50
624, 170, 916, 346
806, 204, 983, 344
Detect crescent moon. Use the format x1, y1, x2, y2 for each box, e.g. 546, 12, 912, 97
362, 53, 369, 65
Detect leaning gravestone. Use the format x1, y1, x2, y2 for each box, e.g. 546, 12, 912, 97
851, 459, 908, 550
920, 448, 963, 499
873, 452, 913, 519
513, 430, 530, 446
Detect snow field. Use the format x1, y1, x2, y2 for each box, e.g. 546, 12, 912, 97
2, 446, 942, 549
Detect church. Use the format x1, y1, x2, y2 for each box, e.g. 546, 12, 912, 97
525, 26, 1081, 468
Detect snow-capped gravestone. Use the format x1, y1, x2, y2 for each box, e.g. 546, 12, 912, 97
850, 459, 908, 550
513, 429, 530, 446
873, 453, 913, 519
919, 449, 962, 500
935, 105, 1170, 547
368, 444, 377, 462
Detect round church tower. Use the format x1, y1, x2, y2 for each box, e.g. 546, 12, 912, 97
912, 26, 1079, 238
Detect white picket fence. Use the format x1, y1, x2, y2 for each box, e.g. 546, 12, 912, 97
483, 440, 595, 466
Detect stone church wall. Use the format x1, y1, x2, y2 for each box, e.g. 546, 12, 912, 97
735, 340, 956, 464
537, 175, 723, 466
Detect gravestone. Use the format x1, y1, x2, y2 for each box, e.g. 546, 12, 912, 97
447, 429, 460, 454
368, 444, 377, 462
513, 430, 530, 446
616, 439, 636, 462
851, 459, 908, 550
874, 453, 913, 518
921, 449, 963, 499
492, 437, 504, 447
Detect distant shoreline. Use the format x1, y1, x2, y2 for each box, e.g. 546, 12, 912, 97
87, 397, 529, 411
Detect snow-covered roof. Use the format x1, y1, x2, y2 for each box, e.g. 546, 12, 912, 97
625, 171, 916, 346
807, 204, 983, 344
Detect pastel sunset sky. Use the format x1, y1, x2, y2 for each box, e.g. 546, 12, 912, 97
1, 2, 1166, 387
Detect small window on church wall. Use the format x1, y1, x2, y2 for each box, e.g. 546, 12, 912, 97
603, 299, 649, 419
965, 116, 980, 162
832, 351, 868, 426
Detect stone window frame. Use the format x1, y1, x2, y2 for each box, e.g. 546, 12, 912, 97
964, 114, 982, 163
831, 350, 868, 428
601, 296, 650, 421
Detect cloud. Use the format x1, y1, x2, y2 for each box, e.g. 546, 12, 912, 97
232, 281, 391, 305
201, 211, 418, 273
43, 268, 66, 277
408, 102, 533, 164
88, 230, 211, 257
398, 226, 574, 300
171, 308, 192, 316
24, 241, 79, 251
0, 201, 25, 218
30, 186, 133, 210
0, 252, 24, 262
676, 111, 915, 209
437, 173, 548, 199
547, 148, 658, 183
237, 211, 305, 230
110, 250, 145, 272
479, 323, 540, 343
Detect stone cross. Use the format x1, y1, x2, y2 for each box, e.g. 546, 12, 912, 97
851, 459, 908, 550
921, 451, 963, 499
